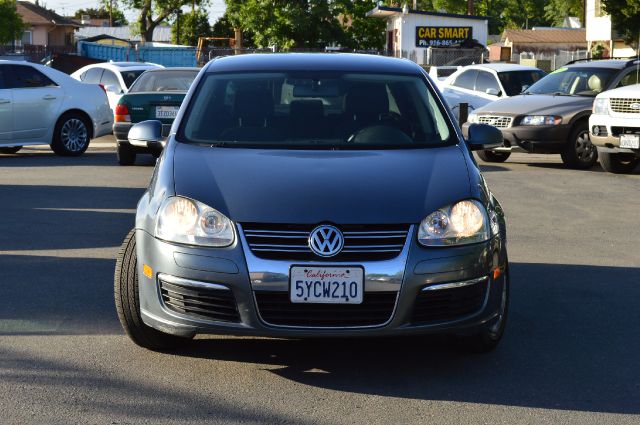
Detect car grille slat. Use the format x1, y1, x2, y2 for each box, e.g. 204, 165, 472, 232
410, 280, 487, 324
477, 115, 513, 128
241, 223, 409, 261
610, 98, 640, 114
159, 278, 240, 323
255, 291, 397, 327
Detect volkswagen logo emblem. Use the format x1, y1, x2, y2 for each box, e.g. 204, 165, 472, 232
308, 225, 344, 257
630, 103, 640, 110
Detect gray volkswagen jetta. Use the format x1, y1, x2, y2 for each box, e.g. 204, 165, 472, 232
114, 53, 509, 353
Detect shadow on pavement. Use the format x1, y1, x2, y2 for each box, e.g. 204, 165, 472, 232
0, 151, 157, 167
171, 262, 640, 414
0, 185, 144, 251
478, 164, 510, 172
0, 345, 320, 424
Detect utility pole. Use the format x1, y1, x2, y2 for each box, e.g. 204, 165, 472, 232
109, 0, 113, 27
175, 9, 183, 45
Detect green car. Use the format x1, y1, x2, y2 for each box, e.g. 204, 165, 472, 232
113, 67, 200, 165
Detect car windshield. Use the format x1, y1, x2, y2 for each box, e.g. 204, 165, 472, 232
524, 67, 617, 96
179, 72, 454, 149
129, 70, 199, 92
498, 70, 546, 96
121, 70, 147, 89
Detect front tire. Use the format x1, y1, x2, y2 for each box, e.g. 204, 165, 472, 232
560, 124, 597, 169
114, 229, 192, 350
477, 150, 511, 163
0, 146, 22, 154
50, 112, 91, 156
599, 151, 640, 174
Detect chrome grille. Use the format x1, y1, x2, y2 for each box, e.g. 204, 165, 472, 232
610, 98, 640, 114
477, 115, 512, 128
241, 223, 409, 261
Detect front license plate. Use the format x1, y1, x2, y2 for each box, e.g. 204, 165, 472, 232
620, 134, 640, 149
290, 266, 364, 304
155, 106, 179, 119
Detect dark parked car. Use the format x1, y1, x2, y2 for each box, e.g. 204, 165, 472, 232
463, 59, 640, 169
113, 67, 199, 165
114, 53, 509, 353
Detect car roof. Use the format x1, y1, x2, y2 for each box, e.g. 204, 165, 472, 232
82, 62, 161, 72
205, 53, 424, 75
143, 67, 200, 72
565, 60, 630, 70
465, 63, 543, 72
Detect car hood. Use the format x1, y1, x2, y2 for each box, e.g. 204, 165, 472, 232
475, 94, 594, 116
172, 143, 472, 224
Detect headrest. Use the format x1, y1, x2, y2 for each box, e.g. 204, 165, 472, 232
290, 100, 324, 121
232, 88, 273, 127
345, 84, 389, 122
588, 75, 603, 93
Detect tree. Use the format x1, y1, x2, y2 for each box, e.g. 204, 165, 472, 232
543, 0, 583, 27
73, 2, 129, 26
0, 0, 25, 46
123, 0, 208, 42
603, 0, 640, 48
333, 0, 386, 50
225, 0, 344, 50
171, 8, 211, 46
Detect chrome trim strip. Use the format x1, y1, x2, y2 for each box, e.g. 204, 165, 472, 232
157, 273, 231, 291
421, 276, 488, 292
238, 223, 415, 294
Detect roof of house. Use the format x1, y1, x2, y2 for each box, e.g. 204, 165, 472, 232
17, 1, 79, 27
75, 26, 173, 43
502, 29, 586, 44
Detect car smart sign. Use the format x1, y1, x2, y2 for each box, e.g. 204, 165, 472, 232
416, 26, 472, 47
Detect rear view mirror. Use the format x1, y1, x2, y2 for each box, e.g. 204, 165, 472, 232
466, 123, 503, 151
128, 120, 162, 146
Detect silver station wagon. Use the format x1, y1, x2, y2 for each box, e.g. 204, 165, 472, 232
114, 53, 510, 353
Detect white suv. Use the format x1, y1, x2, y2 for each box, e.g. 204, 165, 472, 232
71, 62, 163, 113
590, 84, 640, 173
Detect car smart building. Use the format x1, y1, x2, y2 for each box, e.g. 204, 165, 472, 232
367, 3, 489, 65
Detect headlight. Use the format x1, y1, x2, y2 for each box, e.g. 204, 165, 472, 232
156, 196, 234, 247
418, 200, 492, 246
520, 115, 562, 126
467, 112, 478, 123
593, 98, 609, 114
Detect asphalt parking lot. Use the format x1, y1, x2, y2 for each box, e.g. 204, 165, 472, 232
1, 135, 639, 424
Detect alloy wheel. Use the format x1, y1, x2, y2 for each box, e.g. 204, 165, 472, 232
574, 130, 596, 164
60, 119, 88, 152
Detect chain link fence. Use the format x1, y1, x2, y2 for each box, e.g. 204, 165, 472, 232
512, 50, 589, 72
422, 47, 488, 66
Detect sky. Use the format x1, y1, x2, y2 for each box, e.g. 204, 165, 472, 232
40, 0, 227, 24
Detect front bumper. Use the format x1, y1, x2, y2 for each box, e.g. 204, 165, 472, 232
135, 225, 508, 338
462, 122, 569, 153
589, 114, 640, 155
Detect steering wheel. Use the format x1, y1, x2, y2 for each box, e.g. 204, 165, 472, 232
378, 111, 415, 138
345, 124, 414, 145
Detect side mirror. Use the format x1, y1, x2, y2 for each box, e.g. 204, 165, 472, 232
105, 84, 122, 94
128, 120, 162, 146
485, 88, 500, 96
466, 123, 503, 151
